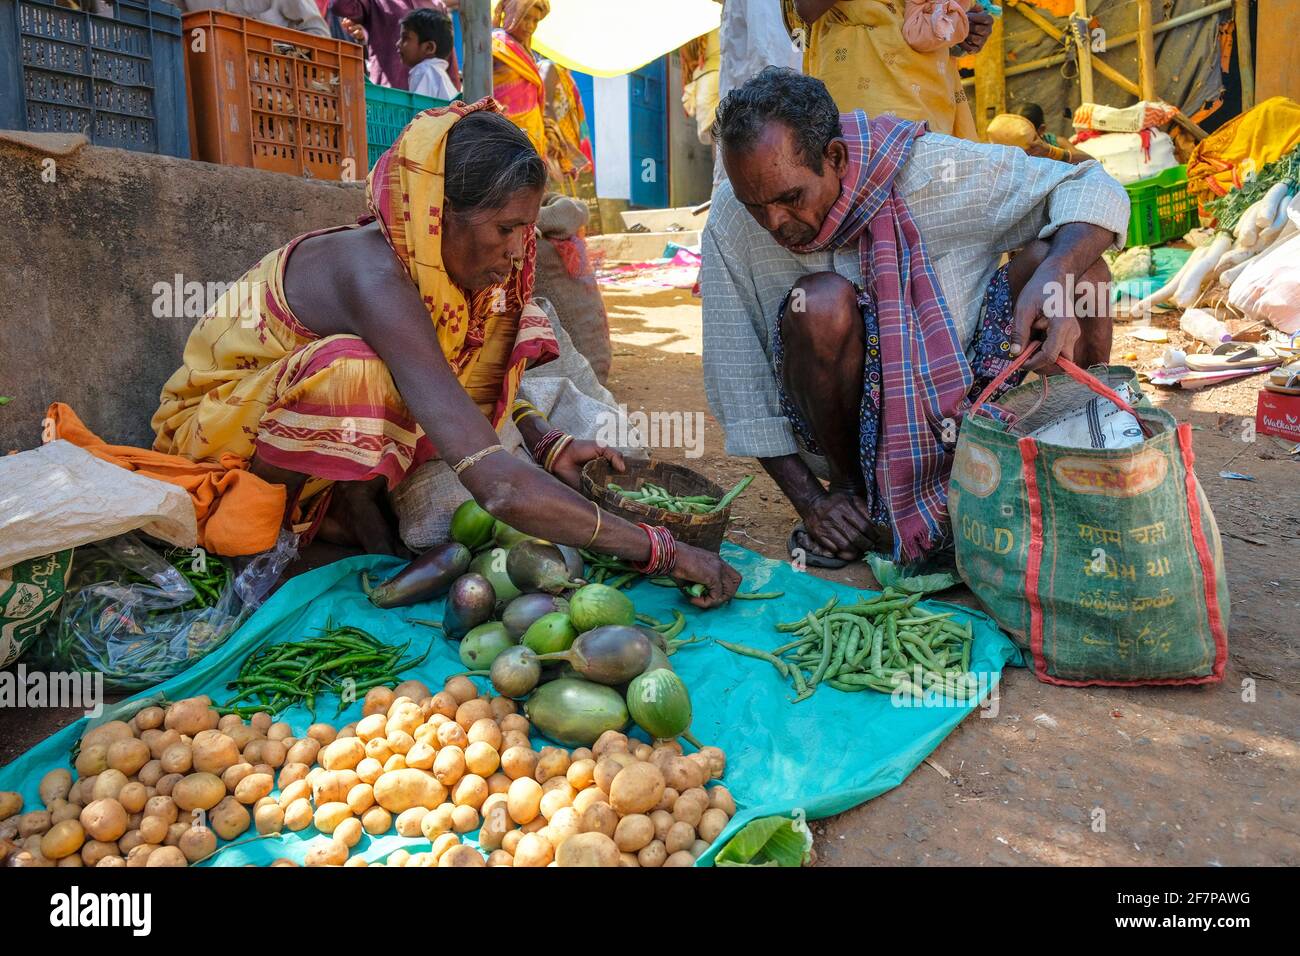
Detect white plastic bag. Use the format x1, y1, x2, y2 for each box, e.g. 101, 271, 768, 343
1073, 130, 1179, 185
1228, 207, 1300, 334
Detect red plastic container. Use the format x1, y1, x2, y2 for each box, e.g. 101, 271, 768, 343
182, 10, 365, 180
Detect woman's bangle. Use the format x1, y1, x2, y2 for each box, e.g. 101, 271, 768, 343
585, 500, 603, 549
633, 523, 678, 575
451, 444, 506, 476
543, 434, 575, 473
511, 399, 547, 428
531, 428, 566, 466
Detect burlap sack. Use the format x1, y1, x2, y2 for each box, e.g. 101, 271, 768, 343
391, 300, 643, 550
534, 195, 611, 383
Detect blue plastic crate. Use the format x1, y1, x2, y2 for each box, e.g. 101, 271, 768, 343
0, 0, 189, 157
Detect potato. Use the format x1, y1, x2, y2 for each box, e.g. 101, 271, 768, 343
285, 738, 320, 766
137, 760, 164, 788
451, 805, 479, 833
614, 813, 654, 852
395, 807, 429, 837
580, 801, 619, 839
312, 770, 360, 806
363, 686, 396, 717
373, 769, 447, 813
539, 787, 573, 821
18, 810, 52, 838
361, 806, 392, 835
143, 795, 178, 824
279, 762, 310, 789
178, 825, 217, 863
665, 820, 696, 855
673, 792, 706, 828
144, 845, 187, 867
609, 762, 665, 816
80, 799, 128, 843
125, 843, 157, 867
432, 745, 466, 787
501, 730, 531, 753
234, 773, 274, 805
698, 807, 729, 844
386, 730, 415, 756
165, 697, 218, 736
218, 713, 243, 734
556, 831, 619, 867
659, 755, 704, 792
697, 745, 726, 778
650, 809, 675, 843
500, 746, 539, 781
478, 802, 512, 851
355, 758, 384, 785
95, 855, 127, 867
443, 675, 477, 704
39, 769, 72, 807
461, 716, 499, 749
154, 773, 183, 797
388, 849, 412, 868
134, 706, 165, 731
513, 832, 553, 867
255, 803, 284, 835
652, 739, 684, 757
664, 850, 695, 867
145, 729, 182, 760
520, 815, 547, 834
356, 713, 388, 742
566, 759, 596, 791
48, 800, 80, 825
463, 740, 500, 777
431, 843, 481, 867
40, 820, 85, 859
654, 787, 679, 813
428, 832, 461, 862
637, 839, 667, 868
90, 770, 127, 803
80, 839, 119, 866
453, 699, 491, 732
228, 725, 260, 752
618, 851, 639, 867
189, 733, 240, 776
487, 849, 514, 867
502, 829, 524, 856
405, 740, 437, 770
346, 783, 375, 815
320, 736, 365, 771
83, 720, 135, 751
210, 796, 251, 840
631, 743, 653, 762
436, 721, 469, 749
449, 772, 487, 810
569, 787, 600, 816
533, 747, 571, 784
172, 773, 225, 812
332, 817, 362, 849
313, 802, 352, 834
266, 721, 292, 740
75, 743, 109, 777
138, 816, 167, 845
592, 730, 629, 757
686, 752, 713, 785
593, 753, 637, 793
305, 837, 348, 867
387, 701, 423, 737
507, 777, 543, 825
393, 678, 430, 702
117, 782, 148, 815
259, 740, 287, 769
548, 806, 582, 847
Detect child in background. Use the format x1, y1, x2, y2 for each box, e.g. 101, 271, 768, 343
902, 0, 973, 53
398, 7, 459, 100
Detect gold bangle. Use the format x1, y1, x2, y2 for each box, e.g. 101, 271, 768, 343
544, 434, 574, 473
585, 500, 602, 549
452, 444, 505, 476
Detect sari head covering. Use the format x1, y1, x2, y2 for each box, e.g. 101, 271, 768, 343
491, 0, 550, 157
494, 0, 550, 34
366, 98, 558, 426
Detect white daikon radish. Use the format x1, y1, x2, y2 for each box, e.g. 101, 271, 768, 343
1172, 232, 1233, 308
1219, 258, 1253, 286
1126, 244, 1207, 318
1232, 197, 1269, 242
1255, 183, 1291, 228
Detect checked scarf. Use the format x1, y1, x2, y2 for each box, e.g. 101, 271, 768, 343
790, 111, 973, 561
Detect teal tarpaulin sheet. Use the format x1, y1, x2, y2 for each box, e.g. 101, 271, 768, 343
0, 545, 1020, 866
1111, 246, 1193, 302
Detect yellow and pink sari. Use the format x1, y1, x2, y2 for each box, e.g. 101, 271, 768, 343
151, 100, 558, 528
491, 3, 549, 159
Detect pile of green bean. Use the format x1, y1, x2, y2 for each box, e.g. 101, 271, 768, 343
608, 474, 753, 515
217, 623, 432, 719
717, 588, 977, 702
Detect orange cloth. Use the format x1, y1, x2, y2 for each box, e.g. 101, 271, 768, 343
47, 403, 284, 557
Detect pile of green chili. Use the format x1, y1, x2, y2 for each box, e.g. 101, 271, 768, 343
216, 622, 433, 719
717, 588, 977, 702
608, 474, 753, 515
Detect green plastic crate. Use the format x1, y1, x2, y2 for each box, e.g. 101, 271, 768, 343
365, 81, 456, 168
1124, 165, 1197, 248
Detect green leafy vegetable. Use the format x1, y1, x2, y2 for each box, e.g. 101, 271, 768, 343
714, 815, 811, 867
866, 553, 957, 595
1205, 145, 1300, 231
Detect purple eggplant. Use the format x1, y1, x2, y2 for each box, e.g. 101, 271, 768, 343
442, 572, 497, 640
506, 539, 584, 595
361, 542, 471, 608
502, 592, 570, 640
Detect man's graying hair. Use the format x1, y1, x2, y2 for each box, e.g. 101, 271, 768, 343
444, 111, 547, 217
713, 67, 843, 174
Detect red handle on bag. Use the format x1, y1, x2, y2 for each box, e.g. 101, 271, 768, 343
971, 341, 1154, 438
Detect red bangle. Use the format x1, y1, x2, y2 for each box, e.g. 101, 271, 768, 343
531, 428, 566, 466
633, 523, 678, 575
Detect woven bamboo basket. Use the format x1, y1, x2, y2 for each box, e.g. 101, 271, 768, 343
581, 459, 731, 553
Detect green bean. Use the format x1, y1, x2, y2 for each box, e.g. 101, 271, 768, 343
711, 474, 754, 512
809, 616, 833, 689
733, 590, 785, 600
716, 640, 790, 677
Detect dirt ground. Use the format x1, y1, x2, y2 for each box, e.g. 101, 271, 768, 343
2, 280, 1296, 867
599, 280, 1300, 866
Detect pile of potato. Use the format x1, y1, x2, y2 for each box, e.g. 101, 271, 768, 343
0, 674, 735, 868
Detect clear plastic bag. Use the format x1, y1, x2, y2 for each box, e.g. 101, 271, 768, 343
32, 529, 297, 691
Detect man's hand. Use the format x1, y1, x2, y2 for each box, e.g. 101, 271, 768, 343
549, 439, 624, 491
1011, 260, 1081, 372
339, 17, 365, 42
958, 8, 994, 54
801, 490, 879, 559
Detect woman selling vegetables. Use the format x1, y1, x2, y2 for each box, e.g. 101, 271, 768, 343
151, 101, 740, 607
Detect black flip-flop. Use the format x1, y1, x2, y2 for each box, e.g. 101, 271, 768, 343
788, 522, 852, 570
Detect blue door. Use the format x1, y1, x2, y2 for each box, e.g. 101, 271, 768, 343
628, 57, 668, 208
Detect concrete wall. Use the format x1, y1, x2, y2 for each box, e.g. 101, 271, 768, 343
0, 138, 367, 453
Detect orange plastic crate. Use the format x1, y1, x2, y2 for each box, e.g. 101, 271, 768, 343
182, 10, 365, 180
